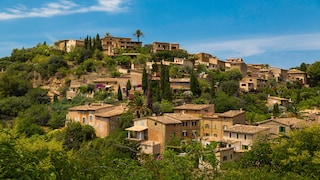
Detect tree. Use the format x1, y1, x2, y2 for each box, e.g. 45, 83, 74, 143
119, 111, 135, 130
127, 93, 151, 118
126, 80, 132, 97
63, 122, 96, 150
117, 85, 123, 101
307, 61, 320, 87
142, 67, 148, 94
190, 69, 201, 97
220, 80, 239, 96
133, 29, 144, 42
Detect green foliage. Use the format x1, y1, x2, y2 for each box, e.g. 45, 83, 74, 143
307, 61, 320, 87
127, 93, 151, 118
152, 49, 188, 62
119, 112, 134, 130
169, 65, 184, 78
160, 99, 174, 113
0, 71, 32, 97
63, 122, 96, 151
220, 80, 239, 96
0, 96, 31, 120
213, 92, 241, 113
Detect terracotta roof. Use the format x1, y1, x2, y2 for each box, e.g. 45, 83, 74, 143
219, 110, 245, 118
174, 104, 213, 111
288, 69, 306, 74
125, 126, 148, 131
148, 115, 182, 124
224, 124, 269, 134
68, 104, 114, 111
165, 113, 201, 121
95, 109, 125, 118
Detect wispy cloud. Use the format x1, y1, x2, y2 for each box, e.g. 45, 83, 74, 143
0, 0, 129, 20
185, 33, 320, 58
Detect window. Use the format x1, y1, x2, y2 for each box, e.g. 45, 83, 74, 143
242, 145, 249, 150
236, 134, 239, 139
82, 117, 86, 123
214, 124, 217, 129
229, 133, 232, 138
223, 156, 228, 161
204, 133, 210, 136
111, 126, 115, 130
244, 134, 247, 140
241, 84, 246, 86
205, 124, 210, 128
182, 130, 187, 137
154, 122, 157, 126
230, 154, 233, 159
214, 134, 217, 137
182, 122, 188, 126
279, 126, 286, 133
192, 121, 197, 126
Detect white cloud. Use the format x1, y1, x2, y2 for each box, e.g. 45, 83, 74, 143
0, 0, 129, 20
185, 33, 320, 58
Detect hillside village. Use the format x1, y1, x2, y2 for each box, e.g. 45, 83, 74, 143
1, 32, 320, 179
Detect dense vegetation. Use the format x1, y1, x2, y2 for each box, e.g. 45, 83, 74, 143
0, 36, 320, 179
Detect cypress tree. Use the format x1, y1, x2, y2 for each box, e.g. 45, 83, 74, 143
142, 67, 148, 94
190, 69, 201, 97
126, 80, 132, 97
117, 85, 123, 101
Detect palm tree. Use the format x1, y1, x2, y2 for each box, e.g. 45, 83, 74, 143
127, 93, 151, 118
133, 29, 144, 42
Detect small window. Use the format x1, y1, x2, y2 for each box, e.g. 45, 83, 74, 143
244, 134, 247, 140
192, 121, 197, 126
242, 145, 249, 150
154, 122, 157, 126
279, 126, 286, 133
204, 133, 210, 136
236, 134, 239, 139
214, 134, 217, 137
229, 133, 232, 138
182, 131, 187, 137
89, 115, 93, 121
182, 122, 188, 126
230, 154, 233, 159
205, 124, 210, 128
82, 117, 86, 123
223, 156, 228, 161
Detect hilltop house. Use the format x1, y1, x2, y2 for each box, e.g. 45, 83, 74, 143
256, 117, 303, 136
66, 103, 125, 137
126, 113, 201, 154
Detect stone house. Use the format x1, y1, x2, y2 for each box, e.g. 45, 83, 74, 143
173, 104, 215, 117
287, 68, 308, 85
221, 124, 270, 152
201, 109, 246, 140
256, 117, 303, 136
152, 42, 180, 53
266, 95, 292, 108
66, 103, 125, 138
126, 113, 201, 154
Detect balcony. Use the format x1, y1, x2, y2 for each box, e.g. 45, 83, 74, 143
125, 126, 148, 141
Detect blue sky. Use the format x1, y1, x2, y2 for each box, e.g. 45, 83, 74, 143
1, 0, 320, 69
